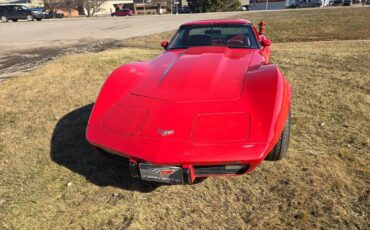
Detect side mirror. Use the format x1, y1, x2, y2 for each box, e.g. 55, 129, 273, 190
161, 41, 168, 49
261, 39, 271, 47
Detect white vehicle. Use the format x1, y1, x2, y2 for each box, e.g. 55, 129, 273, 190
285, 0, 329, 8
239, 0, 250, 10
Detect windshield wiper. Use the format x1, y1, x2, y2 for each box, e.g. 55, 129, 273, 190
226, 45, 250, 49
168, 46, 189, 50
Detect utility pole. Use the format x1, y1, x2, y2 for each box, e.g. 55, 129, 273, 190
266, 0, 269, 10
143, 0, 146, 15
175, 1, 179, 14
171, 0, 173, 14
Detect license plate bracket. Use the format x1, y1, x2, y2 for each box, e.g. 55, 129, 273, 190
139, 163, 184, 184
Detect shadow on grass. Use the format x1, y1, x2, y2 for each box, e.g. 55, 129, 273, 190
50, 104, 158, 193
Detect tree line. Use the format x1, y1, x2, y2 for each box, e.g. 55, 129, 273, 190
43, 0, 242, 17
43, 0, 106, 17
187, 0, 241, 13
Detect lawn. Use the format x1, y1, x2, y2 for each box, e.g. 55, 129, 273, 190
234, 7, 370, 42
0, 7, 369, 229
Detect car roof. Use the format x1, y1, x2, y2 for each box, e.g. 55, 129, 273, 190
181, 19, 252, 26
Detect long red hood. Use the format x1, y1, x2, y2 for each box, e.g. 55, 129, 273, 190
131, 47, 255, 102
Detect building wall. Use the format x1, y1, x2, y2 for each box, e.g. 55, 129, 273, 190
56, 9, 79, 17
95, 0, 133, 15
0, 0, 44, 7
95, 0, 187, 16
180, 0, 188, 6
254, 0, 284, 2
239, 0, 250, 5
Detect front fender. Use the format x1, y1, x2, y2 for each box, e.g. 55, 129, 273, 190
87, 63, 148, 128
243, 64, 291, 151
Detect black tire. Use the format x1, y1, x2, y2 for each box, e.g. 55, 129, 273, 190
26, 14, 34, 21
1, 15, 8, 22
12, 19, 18, 22
265, 111, 291, 161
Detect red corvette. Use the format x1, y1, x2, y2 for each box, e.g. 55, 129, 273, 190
86, 19, 291, 184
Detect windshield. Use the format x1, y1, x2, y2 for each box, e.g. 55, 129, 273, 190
168, 24, 259, 50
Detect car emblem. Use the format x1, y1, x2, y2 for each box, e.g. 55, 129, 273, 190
149, 168, 175, 175
157, 129, 174, 137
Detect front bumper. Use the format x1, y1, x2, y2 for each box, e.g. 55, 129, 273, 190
33, 14, 44, 19
113, 154, 250, 185
88, 124, 272, 184
87, 124, 271, 165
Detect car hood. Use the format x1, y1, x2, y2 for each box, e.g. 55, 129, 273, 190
131, 46, 256, 102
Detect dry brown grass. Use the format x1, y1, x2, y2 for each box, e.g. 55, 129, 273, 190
0, 7, 370, 230
233, 7, 370, 42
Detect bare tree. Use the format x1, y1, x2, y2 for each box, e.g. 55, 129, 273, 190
44, 0, 106, 16
83, 0, 106, 17
43, 0, 63, 13
188, 0, 240, 12
44, 0, 78, 15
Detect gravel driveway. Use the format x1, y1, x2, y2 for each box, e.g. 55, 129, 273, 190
0, 12, 241, 81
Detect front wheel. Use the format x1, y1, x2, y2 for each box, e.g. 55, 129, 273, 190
265, 111, 291, 161
1, 15, 8, 22
26, 15, 34, 21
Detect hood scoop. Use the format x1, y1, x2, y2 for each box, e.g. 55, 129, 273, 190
131, 47, 255, 102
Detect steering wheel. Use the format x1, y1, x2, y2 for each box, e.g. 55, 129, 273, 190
227, 39, 245, 46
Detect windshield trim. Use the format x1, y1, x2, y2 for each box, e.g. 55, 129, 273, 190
167, 24, 259, 50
